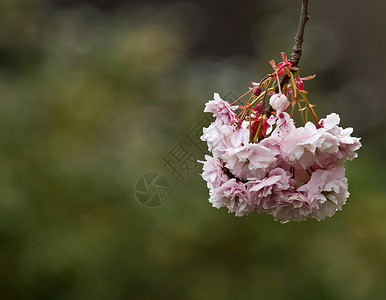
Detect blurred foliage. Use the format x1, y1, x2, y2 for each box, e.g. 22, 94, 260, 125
0, 0, 385, 299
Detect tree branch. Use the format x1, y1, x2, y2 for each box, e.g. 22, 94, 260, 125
290, 0, 309, 67
271, 0, 309, 98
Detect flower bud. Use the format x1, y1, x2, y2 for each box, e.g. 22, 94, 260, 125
253, 86, 262, 96
256, 101, 266, 114
269, 93, 289, 114
295, 75, 304, 90
277, 60, 292, 76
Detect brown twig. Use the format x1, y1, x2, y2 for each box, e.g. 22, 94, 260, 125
268, 0, 309, 112
290, 0, 309, 67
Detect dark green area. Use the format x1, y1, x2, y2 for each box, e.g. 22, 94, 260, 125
0, 1, 385, 299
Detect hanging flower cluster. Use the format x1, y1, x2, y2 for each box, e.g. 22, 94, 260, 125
200, 53, 361, 223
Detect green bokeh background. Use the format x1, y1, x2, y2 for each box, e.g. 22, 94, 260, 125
0, 0, 385, 299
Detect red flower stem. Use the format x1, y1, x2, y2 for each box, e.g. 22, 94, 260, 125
275, 72, 282, 94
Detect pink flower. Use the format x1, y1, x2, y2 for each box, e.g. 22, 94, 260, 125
298, 165, 349, 221
246, 168, 293, 211
201, 122, 249, 157
259, 113, 296, 162
335, 128, 361, 161
269, 93, 289, 114
281, 122, 339, 168
319, 113, 340, 130
209, 179, 252, 216
273, 113, 360, 169
204, 93, 238, 125
200, 87, 360, 223
259, 135, 282, 158
224, 143, 276, 180
272, 192, 313, 223
319, 113, 361, 162
200, 155, 229, 189
265, 112, 296, 139
281, 123, 320, 167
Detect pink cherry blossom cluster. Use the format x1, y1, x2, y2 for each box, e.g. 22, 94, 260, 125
200, 93, 361, 223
